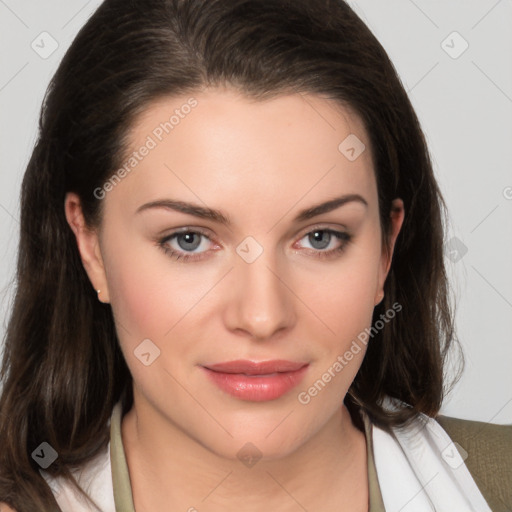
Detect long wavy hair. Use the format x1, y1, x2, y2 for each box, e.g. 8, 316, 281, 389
0, 0, 462, 509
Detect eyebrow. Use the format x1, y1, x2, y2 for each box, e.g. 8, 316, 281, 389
135, 193, 368, 225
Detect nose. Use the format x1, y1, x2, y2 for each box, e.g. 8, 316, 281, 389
223, 251, 297, 341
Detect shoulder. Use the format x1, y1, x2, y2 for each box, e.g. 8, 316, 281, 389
436, 414, 512, 511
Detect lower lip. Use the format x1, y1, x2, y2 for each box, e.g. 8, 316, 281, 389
201, 365, 309, 402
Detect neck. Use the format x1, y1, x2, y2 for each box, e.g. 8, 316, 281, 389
122, 391, 368, 512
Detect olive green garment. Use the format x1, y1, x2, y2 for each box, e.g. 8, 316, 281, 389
109, 402, 386, 511
436, 415, 512, 512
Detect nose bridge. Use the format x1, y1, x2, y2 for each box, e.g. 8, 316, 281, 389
227, 239, 296, 339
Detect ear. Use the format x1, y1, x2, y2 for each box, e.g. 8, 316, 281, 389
374, 198, 404, 306
64, 192, 110, 303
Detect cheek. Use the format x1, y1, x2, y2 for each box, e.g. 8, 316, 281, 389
296, 236, 382, 344
101, 226, 227, 379
102, 237, 215, 398
102, 228, 200, 346
293, 247, 381, 409
106, 254, 170, 340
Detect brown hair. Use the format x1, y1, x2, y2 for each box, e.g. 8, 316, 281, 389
0, 0, 462, 509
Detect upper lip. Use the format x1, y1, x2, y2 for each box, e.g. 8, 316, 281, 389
203, 360, 309, 375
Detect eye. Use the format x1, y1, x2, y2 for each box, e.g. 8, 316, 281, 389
158, 229, 216, 262
295, 228, 352, 259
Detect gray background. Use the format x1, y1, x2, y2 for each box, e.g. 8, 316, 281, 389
1, 0, 511, 423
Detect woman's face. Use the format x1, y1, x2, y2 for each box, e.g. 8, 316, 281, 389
69, 87, 403, 459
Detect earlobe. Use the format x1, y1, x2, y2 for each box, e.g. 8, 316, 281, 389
64, 192, 110, 303
374, 290, 385, 306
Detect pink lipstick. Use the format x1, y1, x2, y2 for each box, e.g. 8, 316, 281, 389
201, 360, 309, 401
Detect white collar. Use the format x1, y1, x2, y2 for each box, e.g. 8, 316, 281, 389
371, 400, 491, 511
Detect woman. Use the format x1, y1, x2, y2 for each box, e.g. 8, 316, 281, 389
0, 0, 510, 511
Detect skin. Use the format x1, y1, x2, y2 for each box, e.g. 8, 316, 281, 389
65, 87, 404, 511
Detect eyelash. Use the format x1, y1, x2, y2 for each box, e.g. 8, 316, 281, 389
157, 226, 352, 262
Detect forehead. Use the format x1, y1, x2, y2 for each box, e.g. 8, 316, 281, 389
106, 88, 376, 222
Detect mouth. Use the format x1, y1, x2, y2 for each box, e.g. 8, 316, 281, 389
200, 360, 309, 401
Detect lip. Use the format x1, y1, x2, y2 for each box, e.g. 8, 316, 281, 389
201, 360, 309, 402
